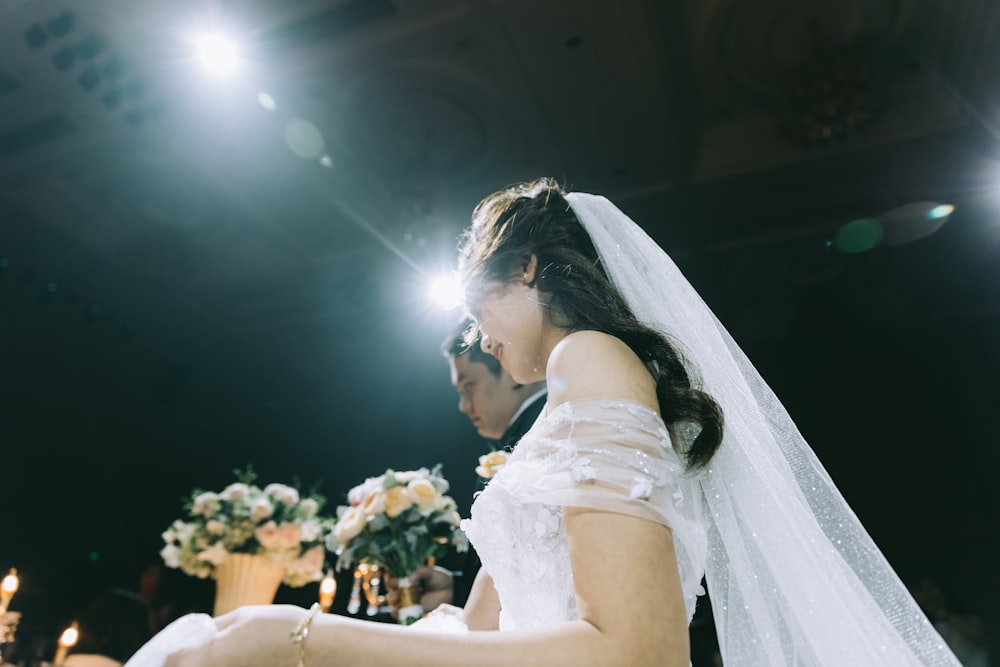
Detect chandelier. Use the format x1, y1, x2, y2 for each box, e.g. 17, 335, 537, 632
777, 43, 889, 149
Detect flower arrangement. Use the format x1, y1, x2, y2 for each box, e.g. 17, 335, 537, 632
160, 468, 334, 587
326, 465, 468, 578
475, 450, 510, 479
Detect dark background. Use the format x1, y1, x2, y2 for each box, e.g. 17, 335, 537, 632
0, 0, 997, 658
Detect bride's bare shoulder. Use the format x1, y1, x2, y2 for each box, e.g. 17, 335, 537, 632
546, 331, 656, 407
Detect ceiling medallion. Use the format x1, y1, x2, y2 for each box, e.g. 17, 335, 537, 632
777, 42, 889, 150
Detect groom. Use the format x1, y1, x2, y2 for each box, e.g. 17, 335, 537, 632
406, 319, 546, 611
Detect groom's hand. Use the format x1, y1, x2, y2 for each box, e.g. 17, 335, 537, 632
410, 565, 454, 613
385, 566, 454, 617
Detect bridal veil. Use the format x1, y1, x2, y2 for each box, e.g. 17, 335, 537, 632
565, 192, 959, 666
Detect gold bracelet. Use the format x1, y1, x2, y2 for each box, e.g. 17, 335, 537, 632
290, 602, 321, 667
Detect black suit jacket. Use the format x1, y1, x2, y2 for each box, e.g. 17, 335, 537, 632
452, 393, 547, 607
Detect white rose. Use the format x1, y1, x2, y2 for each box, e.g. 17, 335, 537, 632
347, 477, 384, 507
251, 497, 274, 520
160, 544, 182, 568
299, 498, 319, 518
433, 495, 456, 511
393, 470, 420, 483
361, 492, 386, 517
265, 483, 300, 507
300, 520, 321, 542
192, 492, 220, 516
221, 483, 250, 502
176, 522, 195, 541
333, 506, 366, 544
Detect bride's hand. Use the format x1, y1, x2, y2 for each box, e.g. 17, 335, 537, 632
164, 605, 308, 667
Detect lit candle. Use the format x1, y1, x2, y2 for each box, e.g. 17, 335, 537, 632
318, 570, 336, 612
54, 621, 78, 667
0, 569, 18, 613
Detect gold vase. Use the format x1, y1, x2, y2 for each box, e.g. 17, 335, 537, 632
396, 576, 423, 625
213, 553, 286, 617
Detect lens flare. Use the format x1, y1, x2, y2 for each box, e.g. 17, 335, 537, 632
927, 204, 954, 220
257, 91, 276, 111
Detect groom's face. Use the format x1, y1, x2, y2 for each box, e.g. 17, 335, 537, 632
449, 353, 523, 441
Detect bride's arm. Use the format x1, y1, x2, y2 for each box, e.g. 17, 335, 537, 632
462, 568, 501, 630
169, 508, 687, 667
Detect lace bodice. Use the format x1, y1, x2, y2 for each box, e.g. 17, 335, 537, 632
460, 400, 706, 631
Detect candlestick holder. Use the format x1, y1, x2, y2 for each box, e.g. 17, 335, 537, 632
0, 610, 21, 663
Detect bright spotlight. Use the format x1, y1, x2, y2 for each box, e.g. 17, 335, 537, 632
194, 32, 239, 75
428, 273, 463, 310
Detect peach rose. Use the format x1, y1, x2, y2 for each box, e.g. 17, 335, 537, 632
384, 485, 413, 518
475, 450, 510, 479
205, 519, 226, 535
254, 521, 282, 549
407, 478, 438, 509
277, 521, 302, 549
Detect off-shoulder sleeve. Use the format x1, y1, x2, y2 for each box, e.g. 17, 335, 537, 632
496, 400, 707, 613
500, 401, 692, 523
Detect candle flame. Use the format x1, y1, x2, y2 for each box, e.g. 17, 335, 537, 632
319, 570, 336, 611
1, 569, 18, 594
59, 623, 79, 648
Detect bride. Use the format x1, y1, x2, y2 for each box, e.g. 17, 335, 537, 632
131, 179, 959, 667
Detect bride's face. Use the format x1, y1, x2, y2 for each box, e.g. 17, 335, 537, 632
475, 280, 548, 385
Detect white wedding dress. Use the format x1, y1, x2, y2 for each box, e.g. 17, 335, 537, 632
460, 399, 705, 631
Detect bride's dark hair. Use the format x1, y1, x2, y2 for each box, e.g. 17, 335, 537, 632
458, 177, 723, 470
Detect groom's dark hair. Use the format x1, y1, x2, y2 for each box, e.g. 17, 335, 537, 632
441, 318, 502, 377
